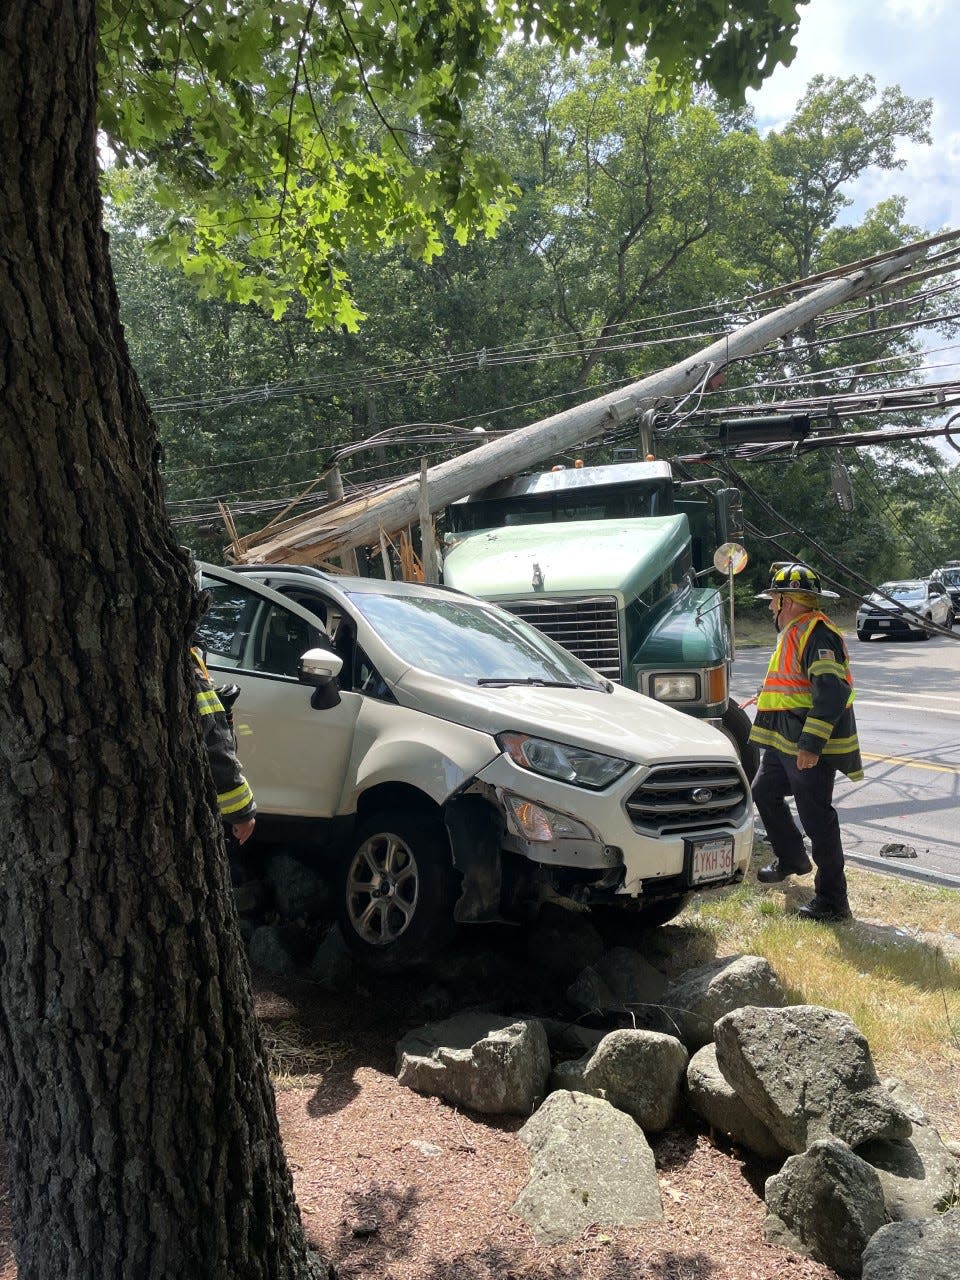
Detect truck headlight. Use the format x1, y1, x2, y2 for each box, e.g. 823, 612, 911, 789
496, 732, 631, 790
650, 673, 700, 702
648, 666, 727, 705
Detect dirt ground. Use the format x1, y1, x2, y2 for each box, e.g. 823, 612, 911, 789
256, 967, 838, 1280
0, 917, 953, 1279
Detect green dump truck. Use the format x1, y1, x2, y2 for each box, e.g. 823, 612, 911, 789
441, 459, 758, 777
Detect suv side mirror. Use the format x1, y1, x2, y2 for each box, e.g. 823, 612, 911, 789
299, 648, 344, 709
298, 648, 344, 687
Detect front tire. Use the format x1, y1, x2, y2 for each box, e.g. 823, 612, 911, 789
856, 628, 870, 641
336, 809, 460, 972
916, 615, 932, 641
722, 699, 759, 781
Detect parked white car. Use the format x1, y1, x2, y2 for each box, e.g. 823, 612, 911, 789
856, 579, 953, 641
196, 563, 753, 969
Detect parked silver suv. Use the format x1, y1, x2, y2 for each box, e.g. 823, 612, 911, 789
196, 563, 753, 969
856, 579, 953, 641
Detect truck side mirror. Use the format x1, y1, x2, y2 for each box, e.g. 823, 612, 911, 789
715, 487, 744, 547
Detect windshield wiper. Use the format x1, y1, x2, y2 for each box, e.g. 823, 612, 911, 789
476, 676, 593, 688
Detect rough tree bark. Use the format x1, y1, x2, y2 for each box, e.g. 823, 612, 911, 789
0, 4, 317, 1276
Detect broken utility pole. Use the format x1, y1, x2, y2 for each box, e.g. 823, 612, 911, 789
229, 231, 959, 567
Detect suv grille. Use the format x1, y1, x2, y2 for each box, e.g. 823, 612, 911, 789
626, 764, 747, 837
501, 596, 622, 682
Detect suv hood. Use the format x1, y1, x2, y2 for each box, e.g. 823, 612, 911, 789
442, 516, 690, 600
393, 668, 738, 766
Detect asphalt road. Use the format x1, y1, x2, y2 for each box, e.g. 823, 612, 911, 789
730, 626, 960, 887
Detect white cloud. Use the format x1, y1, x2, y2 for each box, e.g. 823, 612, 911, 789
747, 0, 960, 232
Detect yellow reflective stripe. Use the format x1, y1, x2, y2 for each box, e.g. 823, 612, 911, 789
195, 689, 222, 716
219, 780, 254, 815
803, 717, 834, 741
821, 735, 860, 753
807, 659, 847, 678
749, 726, 799, 755
757, 691, 812, 710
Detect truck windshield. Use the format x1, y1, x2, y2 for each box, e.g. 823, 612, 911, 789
449, 481, 672, 531
347, 591, 608, 690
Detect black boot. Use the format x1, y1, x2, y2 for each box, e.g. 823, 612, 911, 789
757, 856, 813, 883
796, 896, 852, 922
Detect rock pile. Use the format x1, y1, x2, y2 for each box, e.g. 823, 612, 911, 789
392, 929, 959, 1279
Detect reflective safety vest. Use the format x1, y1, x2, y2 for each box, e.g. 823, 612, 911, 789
757, 612, 854, 714
751, 612, 863, 779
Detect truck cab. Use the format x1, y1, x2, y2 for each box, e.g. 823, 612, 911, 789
442, 461, 757, 776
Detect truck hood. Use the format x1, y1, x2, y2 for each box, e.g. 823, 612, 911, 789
393, 668, 738, 766
443, 516, 690, 600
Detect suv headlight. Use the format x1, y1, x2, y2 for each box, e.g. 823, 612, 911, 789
497, 732, 631, 790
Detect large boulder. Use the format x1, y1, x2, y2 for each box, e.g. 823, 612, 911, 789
857, 1080, 960, 1220
861, 1207, 960, 1280
764, 1138, 887, 1276
247, 924, 307, 975
685, 1044, 787, 1160
660, 955, 787, 1051
264, 851, 331, 919
714, 1005, 912, 1153
512, 1090, 662, 1243
396, 1013, 550, 1116
525, 903, 605, 984
550, 1028, 688, 1132
565, 946, 668, 1016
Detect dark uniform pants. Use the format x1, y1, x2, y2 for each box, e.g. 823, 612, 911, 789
752, 748, 849, 909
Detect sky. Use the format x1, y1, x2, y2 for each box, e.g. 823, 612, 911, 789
746, 0, 959, 232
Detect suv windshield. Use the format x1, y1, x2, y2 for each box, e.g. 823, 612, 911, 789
881, 582, 925, 601
348, 591, 607, 689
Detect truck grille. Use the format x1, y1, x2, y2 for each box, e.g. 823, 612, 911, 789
501, 596, 622, 682
626, 764, 747, 837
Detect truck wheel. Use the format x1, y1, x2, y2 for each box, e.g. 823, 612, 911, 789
337, 810, 460, 972
722, 700, 759, 781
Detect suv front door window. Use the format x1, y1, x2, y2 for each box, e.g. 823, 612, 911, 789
198, 574, 362, 818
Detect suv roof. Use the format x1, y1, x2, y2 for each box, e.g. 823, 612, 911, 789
228, 562, 472, 602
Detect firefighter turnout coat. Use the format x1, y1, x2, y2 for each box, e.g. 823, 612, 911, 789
749, 611, 863, 780
190, 647, 257, 821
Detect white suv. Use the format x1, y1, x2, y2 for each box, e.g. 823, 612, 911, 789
197, 563, 754, 969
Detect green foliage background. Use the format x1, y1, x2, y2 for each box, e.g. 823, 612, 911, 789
99, 15, 960, 587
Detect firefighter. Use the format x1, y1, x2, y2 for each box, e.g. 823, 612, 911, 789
748, 563, 862, 922
190, 646, 257, 845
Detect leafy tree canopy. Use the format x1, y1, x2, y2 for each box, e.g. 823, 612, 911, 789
97, 0, 808, 328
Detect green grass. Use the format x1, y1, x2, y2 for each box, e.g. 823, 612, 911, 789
677, 858, 960, 1138
734, 605, 859, 648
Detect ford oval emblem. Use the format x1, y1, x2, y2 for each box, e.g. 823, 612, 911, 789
691, 787, 714, 804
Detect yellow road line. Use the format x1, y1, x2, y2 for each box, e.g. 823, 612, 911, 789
861, 751, 960, 774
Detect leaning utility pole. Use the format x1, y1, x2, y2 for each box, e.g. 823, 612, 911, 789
233, 232, 957, 566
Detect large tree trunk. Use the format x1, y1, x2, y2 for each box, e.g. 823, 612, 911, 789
0, 4, 316, 1276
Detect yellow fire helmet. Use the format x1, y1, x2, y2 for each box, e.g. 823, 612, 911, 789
755, 562, 839, 601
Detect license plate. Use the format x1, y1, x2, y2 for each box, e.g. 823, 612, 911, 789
879, 619, 891, 627
687, 835, 734, 885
